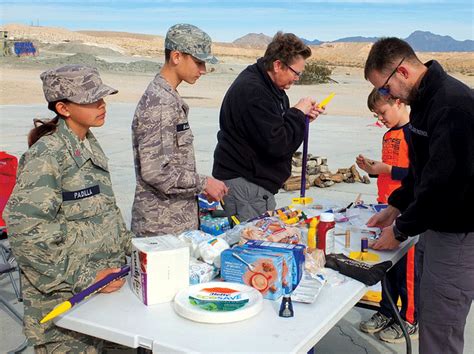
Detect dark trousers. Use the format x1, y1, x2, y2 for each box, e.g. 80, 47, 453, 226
379, 245, 419, 324
417, 230, 474, 354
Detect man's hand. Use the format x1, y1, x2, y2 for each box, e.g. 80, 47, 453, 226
370, 226, 401, 250
94, 268, 126, 294
204, 177, 228, 202
294, 97, 325, 122
366, 205, 400, 228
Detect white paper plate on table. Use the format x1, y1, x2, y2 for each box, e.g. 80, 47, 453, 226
174, 282, 263, 323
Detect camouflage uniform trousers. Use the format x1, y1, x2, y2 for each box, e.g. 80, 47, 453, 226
33, 330, 102, 354
34, 338, 136, 353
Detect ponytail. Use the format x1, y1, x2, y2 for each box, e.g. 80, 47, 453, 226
27, 116, 60, 147
27, 100, 69, 147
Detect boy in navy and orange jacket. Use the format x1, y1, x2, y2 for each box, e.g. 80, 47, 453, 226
355, 88, 418, 343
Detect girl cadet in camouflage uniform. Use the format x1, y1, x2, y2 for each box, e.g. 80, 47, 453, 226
4, 64, 132, 353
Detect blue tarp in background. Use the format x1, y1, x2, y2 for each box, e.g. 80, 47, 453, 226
13, 42, 36, 56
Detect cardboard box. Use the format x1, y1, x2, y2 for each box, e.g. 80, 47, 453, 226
243, 240, 306, 290
221, 248, 285, 300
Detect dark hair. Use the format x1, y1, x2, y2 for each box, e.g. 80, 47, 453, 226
261, 32, 311, 71
367, 87, 395, 111
27, 100, 69, 147
165, 48, 171, 63
364, 37, 421, 79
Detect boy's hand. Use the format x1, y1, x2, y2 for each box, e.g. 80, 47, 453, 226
356, 155, 389, 175
356, 154, 375, 173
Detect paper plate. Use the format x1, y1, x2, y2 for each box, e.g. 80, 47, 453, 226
174, 282, 263, 323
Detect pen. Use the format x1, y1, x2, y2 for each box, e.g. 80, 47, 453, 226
40, 264, 130, 324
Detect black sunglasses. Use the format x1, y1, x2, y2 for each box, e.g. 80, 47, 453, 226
378, 57, 405, 96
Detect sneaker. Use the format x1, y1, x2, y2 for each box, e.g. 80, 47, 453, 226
359, 312, 392, 333
379, 320, 418, 343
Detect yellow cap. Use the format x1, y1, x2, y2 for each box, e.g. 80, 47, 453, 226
318, 92, 335, 108
40, 301, 72, 324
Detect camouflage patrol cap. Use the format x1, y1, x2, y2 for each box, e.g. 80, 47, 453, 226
165, 24, 218, 64
40, 64, 118, 104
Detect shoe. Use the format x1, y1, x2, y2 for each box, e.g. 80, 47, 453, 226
359, 312, 392, 334
379, 320, 418, 343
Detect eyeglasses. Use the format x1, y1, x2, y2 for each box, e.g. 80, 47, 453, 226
281, 61, 302, 78
378, 57, 405, 96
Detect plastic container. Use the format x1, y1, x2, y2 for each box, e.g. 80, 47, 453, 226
198, 237, 229, 268
316, 213, 335, 255
200, 215, 231, 236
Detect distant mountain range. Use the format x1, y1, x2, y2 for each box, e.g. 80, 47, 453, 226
234, 31, 473, 52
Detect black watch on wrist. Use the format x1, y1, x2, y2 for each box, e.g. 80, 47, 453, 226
393, 224, 408, 242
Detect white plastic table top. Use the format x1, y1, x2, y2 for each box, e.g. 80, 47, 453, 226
55, 235, 417, 353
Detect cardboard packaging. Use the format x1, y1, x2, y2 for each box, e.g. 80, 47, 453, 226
243, 240, 306, 290
131, 235, 189, 305
221, 248, 286, 300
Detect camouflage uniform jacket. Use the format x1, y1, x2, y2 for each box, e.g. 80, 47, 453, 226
131, 74, 207, 237
4, 118, 132, 345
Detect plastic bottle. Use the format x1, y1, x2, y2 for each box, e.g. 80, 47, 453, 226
307, 218, 319, 249
316, 213, 335, 255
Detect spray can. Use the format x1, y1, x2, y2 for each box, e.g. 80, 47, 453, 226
316, 213, 335, 255
361, 237, 368, 253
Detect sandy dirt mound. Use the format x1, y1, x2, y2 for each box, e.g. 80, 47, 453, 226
1, 24, 472, 108
3, 24, 472, 72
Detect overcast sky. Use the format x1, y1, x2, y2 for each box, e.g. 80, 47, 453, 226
1, 0, 473, 42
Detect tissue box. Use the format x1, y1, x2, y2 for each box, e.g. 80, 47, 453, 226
131, 235, 189, 305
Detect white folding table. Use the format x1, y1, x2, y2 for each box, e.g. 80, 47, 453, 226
55, 233, 417, 353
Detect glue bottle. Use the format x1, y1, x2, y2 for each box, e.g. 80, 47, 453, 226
316, 212, 335, 255
307, 218, 319, 249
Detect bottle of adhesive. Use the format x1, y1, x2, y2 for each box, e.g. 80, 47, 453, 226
316, 213, 335, 255
307, 218, 319, 249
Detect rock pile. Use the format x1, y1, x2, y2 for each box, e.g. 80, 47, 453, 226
283, 152, 370, 191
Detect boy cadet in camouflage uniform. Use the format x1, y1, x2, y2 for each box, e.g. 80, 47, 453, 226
5, 65, 132, 353
131, 24, 228, 237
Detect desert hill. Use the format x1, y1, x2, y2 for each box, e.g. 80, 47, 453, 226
2, 24, 473, 73
232, 33, 273, 48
